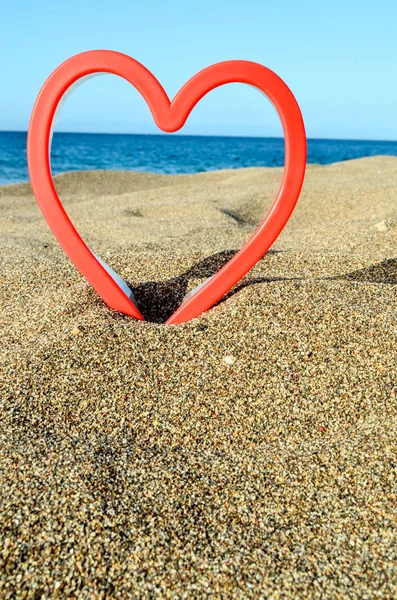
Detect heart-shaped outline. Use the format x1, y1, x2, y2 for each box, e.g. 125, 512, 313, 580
27, 50, 306, 324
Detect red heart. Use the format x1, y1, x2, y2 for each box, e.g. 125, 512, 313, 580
27, 51, 306, 324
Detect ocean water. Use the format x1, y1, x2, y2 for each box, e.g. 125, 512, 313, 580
1, 130, 397, 186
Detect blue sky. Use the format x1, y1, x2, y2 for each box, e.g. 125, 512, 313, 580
1, 0, 396, 140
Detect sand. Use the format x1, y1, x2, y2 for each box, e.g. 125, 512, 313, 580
0, 156, 396, 598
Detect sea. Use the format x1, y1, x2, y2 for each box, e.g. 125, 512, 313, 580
1, 130, 397, 187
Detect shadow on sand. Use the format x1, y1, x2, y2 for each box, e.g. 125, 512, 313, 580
130, 255, 397, 324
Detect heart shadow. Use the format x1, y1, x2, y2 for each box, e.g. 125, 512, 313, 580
129, 256, 396, 324
334, 258, 397, 285
221, 257, 397, 302
130, 249, 285, 323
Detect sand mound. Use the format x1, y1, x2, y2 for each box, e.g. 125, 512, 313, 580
1, 157, 396, 598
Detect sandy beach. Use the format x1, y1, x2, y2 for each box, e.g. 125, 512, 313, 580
0, 156, 396, 597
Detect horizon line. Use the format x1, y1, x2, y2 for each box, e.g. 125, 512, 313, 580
1, 129, 397, 144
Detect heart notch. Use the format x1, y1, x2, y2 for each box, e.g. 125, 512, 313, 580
27, 50, 306, 324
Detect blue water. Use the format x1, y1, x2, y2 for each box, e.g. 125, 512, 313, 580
1, 130, 397, 186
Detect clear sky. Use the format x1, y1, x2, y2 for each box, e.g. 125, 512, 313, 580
1, 0, 396, 140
